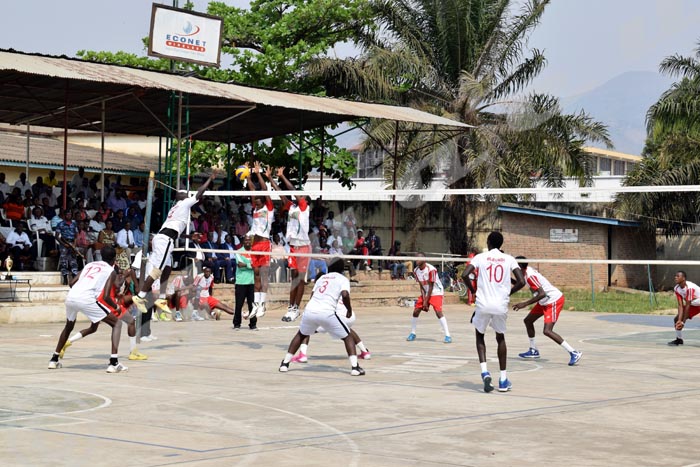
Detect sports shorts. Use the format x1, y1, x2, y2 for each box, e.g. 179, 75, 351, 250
299, 310, 350, 340
199, 296, 220, 310
529, 296, 565, 324
472, 310, 507, 334
66, 297, 110, 324
415, 295, 443, 312
251, 239, 271, 268
288, 244, 311, 273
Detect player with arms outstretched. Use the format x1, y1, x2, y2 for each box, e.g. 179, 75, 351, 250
247, 161, 274, 319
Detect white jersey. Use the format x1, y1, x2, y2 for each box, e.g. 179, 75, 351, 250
306, 272, 350, 315
250, 199, 274, 238
194, 274, 214, 298
524, 266, 563, 306
414, 263, 444, 297
67, 261, 114, 301
471, 248, 519, 314
161, 196, 199, 235
285, 199, 310, 246
675, 280, 700, 306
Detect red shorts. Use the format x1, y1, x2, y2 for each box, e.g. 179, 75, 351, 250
199, 296, 220, 310
288, 244, 311, 272
530, 296, 565, 324
688, 305, 700, 319
170, 294, 188, 310
251, 239, 271, 268
415, 295, 443, 312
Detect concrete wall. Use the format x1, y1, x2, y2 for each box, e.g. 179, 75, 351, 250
656, 230, 700, 290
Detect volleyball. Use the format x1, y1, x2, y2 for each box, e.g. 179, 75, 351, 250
235, 165, 250, 181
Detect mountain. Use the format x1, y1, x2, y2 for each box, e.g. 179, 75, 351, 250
562, 71, 672, 155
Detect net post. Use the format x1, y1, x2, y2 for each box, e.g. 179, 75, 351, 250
590, 263, 595, 307
137, 171, 156, 343
647, 263, 656, 309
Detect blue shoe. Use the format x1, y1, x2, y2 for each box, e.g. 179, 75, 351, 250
481, 372, 494, 393
444, 336, 452, 344
406, 333, 416, 342
498, 378, 512, 392
568, 351, 582, 366
518, 348, 540, 359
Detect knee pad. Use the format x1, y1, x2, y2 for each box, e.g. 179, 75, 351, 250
149, 267, 162, 281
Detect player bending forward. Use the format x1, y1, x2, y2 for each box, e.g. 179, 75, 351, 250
279, 258, 365, 376
48, 246, 134, 373
512, 257, 582, 366
406, 253, 452, 343
462, 232, 526, 393
669, 270, 700, 346
195, 267, 236, 320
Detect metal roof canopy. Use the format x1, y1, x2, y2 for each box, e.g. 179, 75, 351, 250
0, 49, 469, 143
498, 205, 640, 227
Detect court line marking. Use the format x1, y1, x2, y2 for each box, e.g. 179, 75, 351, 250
0, 386, 111, 424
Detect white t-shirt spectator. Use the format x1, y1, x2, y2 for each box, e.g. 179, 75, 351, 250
6, 230, 32, 248
116, 228, 134, 248
28, 216, 52, 234
14, 179, 31, 194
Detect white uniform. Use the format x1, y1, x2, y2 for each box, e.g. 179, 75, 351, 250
285, 199, 310, 246
470, 248, 519, 334
250, 200, 274, 238
65, 261, 115, 323
414, 263, 444, 296
194, 274, 215, 298
150, 196, 199, 272
524, 266, 563, 306
299, 272, 351, 339
317, 298, 355, 333
674, 280, 700, 306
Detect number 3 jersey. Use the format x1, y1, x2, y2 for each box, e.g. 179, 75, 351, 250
470, 248, 519, 314
305, 272, 350, 315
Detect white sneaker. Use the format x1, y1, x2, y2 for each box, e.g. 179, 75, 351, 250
106, 362, 128, 373
140, 335, 154, 342
48, 360, 62, 369
256, 302, 266, 319
131, 295, 149, 314
249, 302, 259, 319
242, 307, 250, 319
174, 311, 183, 322
288, 306, 300, 322
191, 311, 204, 321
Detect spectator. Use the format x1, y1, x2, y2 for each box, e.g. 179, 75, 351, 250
323, 211, 335, 230
6, 224, 34, 270
350, 229, 369, 270
3, 190, 25, 224
126, 206, 143, 227
45, 170, 58, 188
219, 234, 239, 283
28, 207, 56, 257
111, 209, 126, 233
14, 172, 31, 194
55, 210, 79, 283
0, 172, 11, 197
107, 189, 128, 213
388, 240, 412, 280
70, 167, 85, 192
75, 221, 91, 267
32, 176, 45, 199
96, 219, 117, 262
233, 235, 257, 329
270, 234, 288, 283
133, 221, 145, 253
365, 228, 382, 271
115, 220, 135, 271
74, 178, 93, 200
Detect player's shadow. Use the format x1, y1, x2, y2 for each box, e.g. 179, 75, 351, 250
64, 363, 107, 371
443, 380, 493, 393
232, 341, 263, 350
297, 364, 349, 374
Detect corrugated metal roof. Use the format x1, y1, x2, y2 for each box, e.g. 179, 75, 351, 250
583, 146, 642, 163
498, 205, 640, 227
0, 131, 155, 175
0, 50, 469, 143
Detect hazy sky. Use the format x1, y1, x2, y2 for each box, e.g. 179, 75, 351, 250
4, 0, 700, 98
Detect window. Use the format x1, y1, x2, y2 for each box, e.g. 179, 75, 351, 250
613, 160, 625, 175
599, 157, 611, 174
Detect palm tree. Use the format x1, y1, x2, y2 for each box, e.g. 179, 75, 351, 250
617, 41, 700, 235
308, 0, 611, 254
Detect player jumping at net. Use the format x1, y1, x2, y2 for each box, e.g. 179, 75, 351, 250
265, 166, 310, 322
511, 257, 582, 366
279, 258, 365, 376
463, 232, 526, 393
131, 171, 218, 315
48, 246, 135, 373
406, 253, 452, 343
57, 267, 148, 363
247, 161, 274, 319
669, 270, 700, 346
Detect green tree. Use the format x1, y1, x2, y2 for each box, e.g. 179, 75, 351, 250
617, 41, 700, 236
308, 0, 611, 253
78, 0, 372, 185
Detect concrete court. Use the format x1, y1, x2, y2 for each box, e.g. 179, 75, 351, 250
1, 303, 700, 467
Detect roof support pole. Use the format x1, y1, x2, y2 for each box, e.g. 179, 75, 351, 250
319, 128, 325, 199
62, 81, 68, 211
176, 91, 183, 191
298, 124, 303, 190
391, 120, 399, 252
100, 100, 105, 202
25, 124, 30, 183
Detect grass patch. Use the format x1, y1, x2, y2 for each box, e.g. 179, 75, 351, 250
509, 288, 678, 314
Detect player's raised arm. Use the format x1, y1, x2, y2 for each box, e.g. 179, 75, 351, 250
266, 166, 290, 205
196, 169, 219, 201
277, 168, 304, 203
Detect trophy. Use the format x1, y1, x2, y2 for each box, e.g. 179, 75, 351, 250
4, 257, 13, 280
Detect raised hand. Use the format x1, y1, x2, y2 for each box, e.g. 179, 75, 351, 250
276, 167, 285, 178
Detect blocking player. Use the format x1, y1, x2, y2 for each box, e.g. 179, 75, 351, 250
247, 161, 274, 319
266, 167, 311, 322
47, 246, 134, 373
669, 270, 700, 345
194, 267, 236, 320
512, 257, 582, 366
279, 258, 365, 376
406, 253, 452, 343
462, 232, 526, 393
131, 171, 218, 315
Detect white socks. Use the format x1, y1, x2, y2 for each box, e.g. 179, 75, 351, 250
138, 291, 147, 299
411, 317, 419, 333
677, 329, 683, 339
529, 337, 537, 349
254, 292, 261, 303
357, 341, 368, 353
129, 336, 136, 352
68, 332, 83, 343
349, 355, 358, 367
300, 344, 308, 355
283, 353, 293, 364
500, 370, 507, 382
480, 362, 488, 373
561, 340, 575, 353
261, 292, 267, 303
438, 317, 450, 337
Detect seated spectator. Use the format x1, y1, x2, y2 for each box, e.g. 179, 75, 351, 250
115, 221, 135, 271
126, 206, 143, 227
111, 209, 126, 233
107, 189, 128, 213
3, 191, 25, 224
0, 172, 10, 198
75, 221, 91, 267
218, 234, 239, 283
6, 224, 35, 270
350, 229, 369, 270
329, 237, 356, 278
95, 219, 116, 261
387, 240, 412, 280
14, 172, 31, 195
365, 228, 382, 271
132, 221, 145, 254
41, 197, 56, 220
32, 176, 46, 199
270, 234, 288, 283
45, 170, 58, 188
323, 210, 335, 230
28, 207, 56, 257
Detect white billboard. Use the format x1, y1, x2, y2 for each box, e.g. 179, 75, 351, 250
148, 3, 223, 67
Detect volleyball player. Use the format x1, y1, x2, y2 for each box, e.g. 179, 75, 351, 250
194, 266, 236, 320
279, 258, 365, 376
462, 232, 526, 393
406, 253, 452, 343
669, 270, 700, 345
512, 257, 582, 365
266, 167, 310, 322
247, 162, 274, 319
132, 171, 218, 315
48, 246, 134, 373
